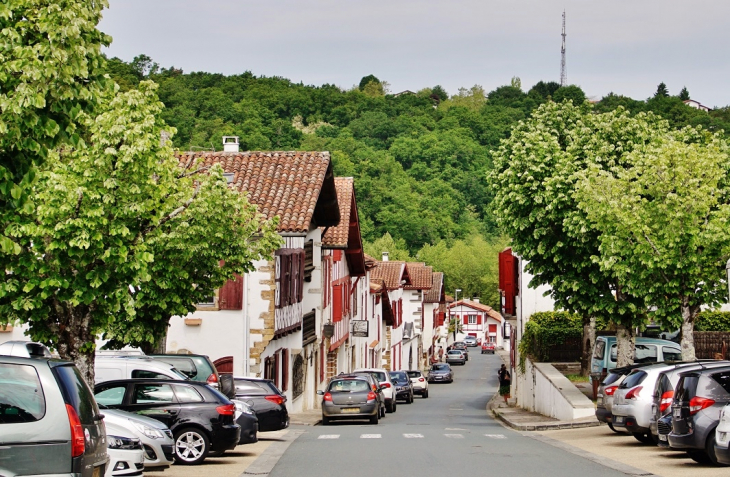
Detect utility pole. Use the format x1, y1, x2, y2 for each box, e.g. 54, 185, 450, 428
560, 10, 567, 87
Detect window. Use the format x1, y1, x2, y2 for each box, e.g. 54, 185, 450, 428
292, 354, 305, 399
712, 371, 730, 394
663, 347, 682, 361
467, 315, 477, 325
593, 340, 606, 360
132, 370, 174, 380
95, 386, 126, 406
132, 384, 175, 404
281, 349, 289, 392
53, 364, 98, 425
635, 345, 658, 363
0, 363, 46, 423
276, 249, 305, 309
173, 385, 204, 403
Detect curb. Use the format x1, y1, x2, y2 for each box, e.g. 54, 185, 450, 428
492, 408, 600, 431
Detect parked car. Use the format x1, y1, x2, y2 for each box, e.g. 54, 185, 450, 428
406, 370, 429, 398
0, 340, 53, 358
612, 362, 691, 443
595, 364, 650, 431
353, 368, 397, 413
656, 413, 673, 448
446, 349, 466, 366
715, 403, 730, 464
452, 342, 469, 360
463, 336, 478, 347
104, 421, 145, 477
231, 400, 259, 445
428, 363, 454, 383
590, 336, 682, 383
481, 342, 495, 354
232, 376, 290, 431
649, 361, 730, 443
318, 375, 381, 425
101, 407, 175, 468
389, 370, 414, 403
346, 372, 386, 417
143, 354, 220, 389
94, 379, 241, 465
668, 365, 730, 465
95, 356, 189, 384
0, 355, 109, 477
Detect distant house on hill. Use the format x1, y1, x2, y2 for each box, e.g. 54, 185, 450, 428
683, 99, 711, 112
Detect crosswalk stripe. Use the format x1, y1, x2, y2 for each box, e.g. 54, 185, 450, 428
484, 434, 507, 439
318, 435, 340, 439
403, 434, 424, 438
444, 434, 464, 439
360, 434, 381, 439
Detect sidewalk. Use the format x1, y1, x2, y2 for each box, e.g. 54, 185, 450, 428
489, 348, 600, 431
288, 408, 322, 426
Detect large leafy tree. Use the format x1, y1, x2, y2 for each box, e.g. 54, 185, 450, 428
0, 0, 110, 253
0, 82, 280, 383
489, 102, 661, 368
576, 130, 730, 360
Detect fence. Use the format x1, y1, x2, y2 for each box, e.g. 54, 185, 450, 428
694, 332, 730, 359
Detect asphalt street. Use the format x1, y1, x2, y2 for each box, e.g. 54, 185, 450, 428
268, 351, 627, 477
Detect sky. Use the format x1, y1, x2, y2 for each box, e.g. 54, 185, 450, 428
99, 1, 730, 107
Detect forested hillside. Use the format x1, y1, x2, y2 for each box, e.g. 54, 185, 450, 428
104, 55, 730, 307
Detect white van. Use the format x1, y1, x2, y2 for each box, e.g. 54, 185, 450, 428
94, 356, 188, 383
590, 336, 682, 383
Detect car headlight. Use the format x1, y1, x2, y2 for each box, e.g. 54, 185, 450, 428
108, 435, 142, 450
131, 421, 165, 440
235, 400, 255, 415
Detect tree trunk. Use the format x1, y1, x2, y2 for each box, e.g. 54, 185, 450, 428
680, 301, 698, 361
581, 315, 596, 376
55, 306, 96, 386
615, 323, 635, 367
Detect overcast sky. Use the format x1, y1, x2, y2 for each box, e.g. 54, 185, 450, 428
99, 1, 730, 107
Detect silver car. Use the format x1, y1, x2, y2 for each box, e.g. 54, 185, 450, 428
446, 350, 466, 366
101, 408, 175, 468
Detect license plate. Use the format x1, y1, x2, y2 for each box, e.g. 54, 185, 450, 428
614, 416, 624, 424
673, 408, 682, 418
719, 432, 727, 442
342, 407, 359, 414
659, 434, 667, 441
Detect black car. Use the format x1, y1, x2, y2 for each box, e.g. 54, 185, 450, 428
94, 379, 241, 465
389, 370, 414, 403
668, 365, 730, 465
233, 377, 290, 432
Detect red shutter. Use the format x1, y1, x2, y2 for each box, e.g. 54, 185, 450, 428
333, 250, 342, 262
333, 283, 343, 322
489, 324, 497, 333
477, 314, 482, 325
274, 351, 280, 389
319, 342, 325, 383
219, 274, 243, 310
282, 349, 289, 392
298, 250, 305, 303
499, 249, 517, 315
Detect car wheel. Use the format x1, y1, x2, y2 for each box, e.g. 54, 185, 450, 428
370, 412, 379, 425
706, 432, 729, 466
386, 400, 395, 413
322, 416, 330, 426
687, 449, 712, 464
632, 432, 653, 444
423, 389, 429, 398
392, 401, 397, 413
174, 427, 210, 465
380, 404, 386, 418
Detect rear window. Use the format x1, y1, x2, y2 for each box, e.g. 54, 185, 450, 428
602, 372, 623, 386
655, 374, 672, 399
0, 363, 46, 423
329, 379, 370, 393
711, 371, 730, 395
406, 371, 421, 379
620, 370, 647, 389
234, 380, 270, 395
173, 385, 204, 403
54, 364, 98, 424
593, 340, 606, 359
662, 347, 682, 361
158, 357, 197, 379
675, 375, 699, 402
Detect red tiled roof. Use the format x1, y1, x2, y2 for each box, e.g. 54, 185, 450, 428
176, 151, 339, 233
404, 263, 432, 290
424, 272, 444, 303
449, 300, 503, 321
322, 178, 352, 247
369, 261, 409, 290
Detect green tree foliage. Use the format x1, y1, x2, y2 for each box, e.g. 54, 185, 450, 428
576, 126, 730, 360
518, 312, 582, 364
0, 0, 111, 253
0, 82, 280, 383
364, 233, 412, 262
655, 82, 669, 98
359, 74, 381, 91
695, 311, 730, 332
679, 87, 690, 101
553, 85, 587, 104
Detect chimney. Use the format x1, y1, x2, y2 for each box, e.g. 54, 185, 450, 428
222, 136, 239, 153
473, 298, 480, 303
382, 252, 389, 262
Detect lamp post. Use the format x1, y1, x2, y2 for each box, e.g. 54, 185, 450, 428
453, 289, 462, 341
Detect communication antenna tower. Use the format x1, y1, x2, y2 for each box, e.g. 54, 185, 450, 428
560, 10, 567, 86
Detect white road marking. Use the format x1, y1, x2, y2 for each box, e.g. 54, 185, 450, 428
403, 434, 424, 438
449, 408, 464, 411
318, 435, 340, 439
484, 434, 507, 439
360, 434, 381, 439
444, 434, 465, 439
445, 428, 467, 430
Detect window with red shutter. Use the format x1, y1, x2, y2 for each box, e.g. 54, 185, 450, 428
219, 274, 243, 310
332, 283, 343, 322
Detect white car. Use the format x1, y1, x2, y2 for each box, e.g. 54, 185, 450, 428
104, 421, 145, 477
101, 408, 175, 468
406, 370, 429, 398
716, 404, 730, 464
353, 368, 397, 413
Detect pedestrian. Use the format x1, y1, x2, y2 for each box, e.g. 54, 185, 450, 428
498, 364, 511, 404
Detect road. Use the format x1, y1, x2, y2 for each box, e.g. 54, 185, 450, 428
267, 351, 626, 477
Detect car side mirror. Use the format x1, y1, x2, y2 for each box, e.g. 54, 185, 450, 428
317, 390, 324, 395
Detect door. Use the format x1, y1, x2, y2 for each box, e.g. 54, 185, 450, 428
127, 382, 180, 429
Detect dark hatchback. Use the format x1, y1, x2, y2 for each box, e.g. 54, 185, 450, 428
389, 370, 414, 403
94, 379, 241, 465
233, 377, 290, 432
668, 366, 730, 465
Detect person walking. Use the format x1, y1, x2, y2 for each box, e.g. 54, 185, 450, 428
498, 364, 511, 404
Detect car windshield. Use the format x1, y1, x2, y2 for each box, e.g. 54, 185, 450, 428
390, 372, 408, 384
431, 364, 449, 371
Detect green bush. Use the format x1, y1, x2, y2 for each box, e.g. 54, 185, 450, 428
695, 311, 730, 331
518, 311, 582, 372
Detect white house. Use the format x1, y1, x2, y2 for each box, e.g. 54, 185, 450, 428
422, 271, 445, 368
448, 299, 505, 348
368, 255, 409, 370
400, 263, 432, 371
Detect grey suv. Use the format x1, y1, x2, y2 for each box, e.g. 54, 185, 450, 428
0, 355, 109, 476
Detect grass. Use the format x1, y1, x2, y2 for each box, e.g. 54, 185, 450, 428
564, 374, 590, 383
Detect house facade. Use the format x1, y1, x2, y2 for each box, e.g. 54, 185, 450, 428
368, 255, 408, 371
423, 272, 445, 365
448, 299, 505, 348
